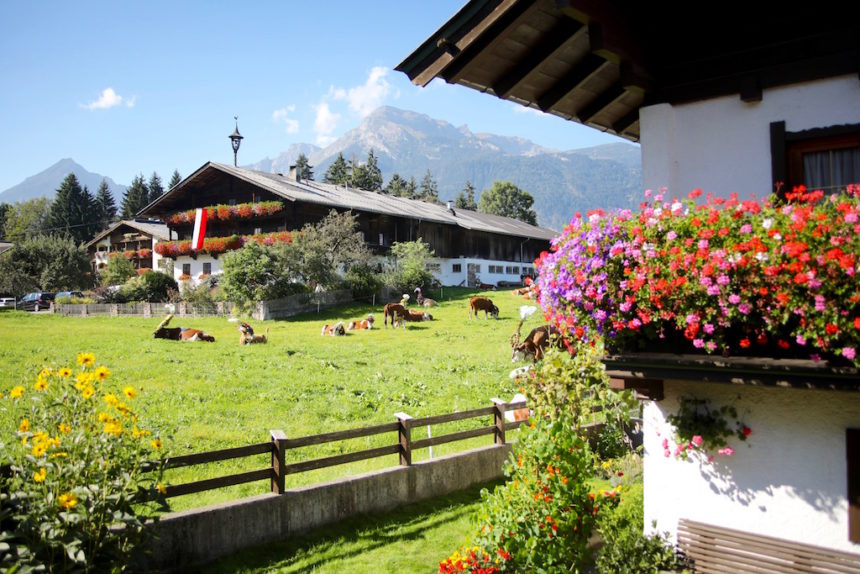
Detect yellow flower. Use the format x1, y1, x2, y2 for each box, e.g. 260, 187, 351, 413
10, 386, 25, 399
49, 452, 68, 459
18, 418, 30, 433
103, 393, 119, 407
58, 423, 71, 434
58, 367, 72, 378
38, 367, 53, 379
97, 412, 112, 422
103, 420, 122, 436
122, 386, 137, 400
58, 492, 78, 510
151, 438, 162, 449
94, 366, 110, 381
33, 468, 47, 483
81, 385, 95, 399
132, 427, 151, 439
76, 352, 96, 367
34, 376, 49, 391
32, 443, 47, 457
156, 483, 167, 495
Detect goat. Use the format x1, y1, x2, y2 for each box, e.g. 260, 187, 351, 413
509, 306, 563, 362
469, 296, 499, 319
238, 322, 269, 344
153, 314, 215, 342
321, 322, 346, 336
347, 314, 375, 331
383, 303, 407, 328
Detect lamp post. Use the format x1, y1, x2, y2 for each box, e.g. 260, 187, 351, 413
229, 116, 243, 167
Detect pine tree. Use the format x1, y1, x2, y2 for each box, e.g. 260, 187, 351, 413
323, 153, 349, 185
406, 176, 418, 200
168, 170, 182, 189
295, 154, 314, 181
94, 179, 117, 230
363, 149, 383, 192
81, 185, 100, 240
384, 174, 408, 196
148, 172, 165, 203
120, 174, 149, 219
454, 181, 478, 210
419, 170, 440, 203
48, 173, 93, 243
348, 157, 365, 188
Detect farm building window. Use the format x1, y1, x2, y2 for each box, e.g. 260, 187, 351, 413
771, 121, 860, 194
425, 263, 441, 273
203, 262, 211, 275
849, 429, 860, 543
229, 199, 236, 206
379, 233, 384, 246
506, 266, 519, 274
452, 263, 462, 273
182, 263, 191, 276
254, 227, 262, 235
488, 265, 503, 274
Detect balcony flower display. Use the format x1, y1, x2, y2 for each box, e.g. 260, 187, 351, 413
153, 231, 294, 258
137, 248, 152, 259
167, 201, 283, 225
122, 250, 137, 260
535, 186, 860, 367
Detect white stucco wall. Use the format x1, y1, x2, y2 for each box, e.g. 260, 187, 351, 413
434, 257, 536, 287
644, 381, 860, 554
173, 255, 223, 284
640, 74, 860, 196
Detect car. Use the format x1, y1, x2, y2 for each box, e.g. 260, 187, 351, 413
0, 294, 15, 309
16, 292, 55, 312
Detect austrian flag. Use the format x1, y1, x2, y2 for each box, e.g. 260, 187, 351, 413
191, 208, 207, 250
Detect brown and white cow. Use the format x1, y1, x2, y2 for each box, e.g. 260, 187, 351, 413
153, 314, 215, 342
383, 303, 408, 328
347, 314, 375, 331
321, 322, 346, 336
511, 325, 563, 362
403, 310, 433, 322
469, 296, 499, 319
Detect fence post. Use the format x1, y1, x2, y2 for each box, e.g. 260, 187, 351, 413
82, 304, 88, 317
394, 412, 413, 466
111, 304, 118, 317
270, 430, 286, 494
179, 302, 187, 317
491, 398, 506, 445
143, 303, 152, 318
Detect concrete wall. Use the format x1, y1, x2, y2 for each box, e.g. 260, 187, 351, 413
144, 444, 511, 570
640, 74, 860, 196
172, 255, 224, 284
644, 381, 860, 554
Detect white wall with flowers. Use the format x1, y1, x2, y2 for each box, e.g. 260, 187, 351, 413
640, 74, 860, 197
644, 380, 860, 553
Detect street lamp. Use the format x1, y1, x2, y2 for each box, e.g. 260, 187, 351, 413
229, 116, 243, 167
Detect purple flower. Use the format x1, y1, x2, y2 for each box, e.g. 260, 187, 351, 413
738, 303, 751, 315
729, 294, 741, 305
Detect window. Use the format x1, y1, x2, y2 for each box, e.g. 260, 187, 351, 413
489, 265, 504, 274
379, 233, 384, 246
771, 121, 860, 193
229, 199, 236, 206
506, 266, 520, 275
202, 262, 212, 275
254, 227, 262, 235
425, 263, 441, 273
452, 263, 462, 273
182, 263, 191, 276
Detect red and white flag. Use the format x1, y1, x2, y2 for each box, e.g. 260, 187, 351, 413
191, 208, 207, 250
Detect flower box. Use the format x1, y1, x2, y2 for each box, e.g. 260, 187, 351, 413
536, 187, 860, 367
166, 201, 284, 225
153, 231, 294, 258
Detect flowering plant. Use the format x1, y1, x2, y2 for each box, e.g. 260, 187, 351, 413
0, 355, 166, 571
536, 186, 860, 366
122, 250, 137, 260
663, 397, 750, 460
167, 200, 284, 225
154, 231, 294, 257
137, 248, 152, 259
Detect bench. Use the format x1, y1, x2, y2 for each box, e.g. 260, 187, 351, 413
678, 518, 860, 573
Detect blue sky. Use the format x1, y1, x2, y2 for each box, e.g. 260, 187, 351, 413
0, 1, 626, 192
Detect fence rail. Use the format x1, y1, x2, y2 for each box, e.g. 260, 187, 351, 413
52, 301, 236, 318
149, 399, 528, 500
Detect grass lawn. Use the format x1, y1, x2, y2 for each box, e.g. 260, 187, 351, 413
0, 288, 540, 511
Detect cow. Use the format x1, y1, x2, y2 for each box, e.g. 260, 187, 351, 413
153, 314, 215, 342
403, 310, 433, 322
469, 296, 499, 319
238, 322, 268, 344
347, 314, 375, 331
511, 324, 563, 362
383, 303, 408, 328
504, 393, 530, 423
321, 322, 346, 336
414, 287, 438, 307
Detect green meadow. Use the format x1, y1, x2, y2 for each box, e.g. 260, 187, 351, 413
0, 288, 541, 511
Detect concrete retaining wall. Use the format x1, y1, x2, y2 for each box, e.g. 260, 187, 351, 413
253, 289, 353, 321
143, 443, 511, 570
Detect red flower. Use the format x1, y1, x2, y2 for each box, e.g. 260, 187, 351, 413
854, 317, 860, 331
825, 323, 839, 335
739, 338, 751, 348
742, 426, 752, 437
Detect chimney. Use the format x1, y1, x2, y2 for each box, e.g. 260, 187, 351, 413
288, 164, 301, 182
447, 200, 456, 216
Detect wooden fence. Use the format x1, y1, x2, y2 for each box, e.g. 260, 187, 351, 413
52, 301, 235, 318
147, 398, 527, 499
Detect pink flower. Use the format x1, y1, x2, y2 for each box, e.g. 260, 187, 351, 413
662, 438, 669, 449
691, 435, 703, 447
718, 446, 734, 456
844, 347, 857, 360
693, 338, 705, 348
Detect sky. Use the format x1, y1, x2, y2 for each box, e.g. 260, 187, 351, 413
0, 1, 627, 192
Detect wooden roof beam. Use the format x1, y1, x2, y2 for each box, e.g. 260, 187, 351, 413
536, 52, 607, 112
492, 17, 585, 99
577, 80, 626, 124
611, 108, 639, 136
441, 0, 539, 85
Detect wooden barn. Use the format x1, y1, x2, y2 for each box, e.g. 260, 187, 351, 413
138, 161, 554, 285
85, 219, 170, 274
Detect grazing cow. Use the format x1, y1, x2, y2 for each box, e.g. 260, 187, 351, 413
383, 303, 408, 328
347, 314, 375, 331
153, 314, 215, 342
238, 322, 268, 344
321, 322, 346, 336
403, 310, 433, 322
414, 288, 438, 307
511, 325, 563, 362
469, 296, 499, 319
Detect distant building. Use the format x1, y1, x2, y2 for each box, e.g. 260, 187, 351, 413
85, 220, 170, 274
138, 161, 554, 286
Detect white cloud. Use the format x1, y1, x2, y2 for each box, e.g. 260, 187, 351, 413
512, 103, 545, 116
272, 105, 299, 134
81, 87, 134, 110
332, 66, 396, 117
313, 102, 340, 146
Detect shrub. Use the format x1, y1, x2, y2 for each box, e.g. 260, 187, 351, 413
345, 264, 381, 299
0, 355, 166, 571
100, 253, 137, 287
139, 271, 178, 302
385, 239, 436, 293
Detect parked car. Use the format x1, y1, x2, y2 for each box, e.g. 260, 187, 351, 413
16, 292, 55, 312
0, 294, 15, 309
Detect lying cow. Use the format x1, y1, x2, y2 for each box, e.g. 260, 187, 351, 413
321, 322, 346, 336
153, 314, 215, 342
347, 314, 374, 331
238, 322, 269, 344
403, 310, 433, 322
383, 303, 407, 328
469, 296, 499, 319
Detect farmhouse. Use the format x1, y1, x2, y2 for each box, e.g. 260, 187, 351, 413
84, 219, 169, 274
399, 0, 860, 565
138, 161, 554, 286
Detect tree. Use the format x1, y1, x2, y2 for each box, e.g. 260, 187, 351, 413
290, 210, 373, 289
1, 198, 52, 241
357, 149, 383, 192
120, 174, 149, 219
99, 253, 137, 286
347, 156, 364, 189
419, 169, 440, 203
406, 176, 418, 200
168, 170, 182, 189
48, 174, 95, 243
0, 235, 91, 296
323, 153, 349, 185
221, 241, 298, 304
0, 203, 10, 239
384, 238, 436, 293
295, 153, 314, 181
94, 179, 117, 231
477, 181, 538, 225
454, 181, 478, 210
384, 174, 408, 196
148, 172, 165, 203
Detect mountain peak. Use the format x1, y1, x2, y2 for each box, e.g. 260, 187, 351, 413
0, 159, 127, 204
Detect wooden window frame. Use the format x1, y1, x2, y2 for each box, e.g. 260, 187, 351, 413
770, 121, 860, 195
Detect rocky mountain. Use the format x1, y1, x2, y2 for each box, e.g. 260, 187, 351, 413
0, 158, 127, 204
250, 106, 642, 230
